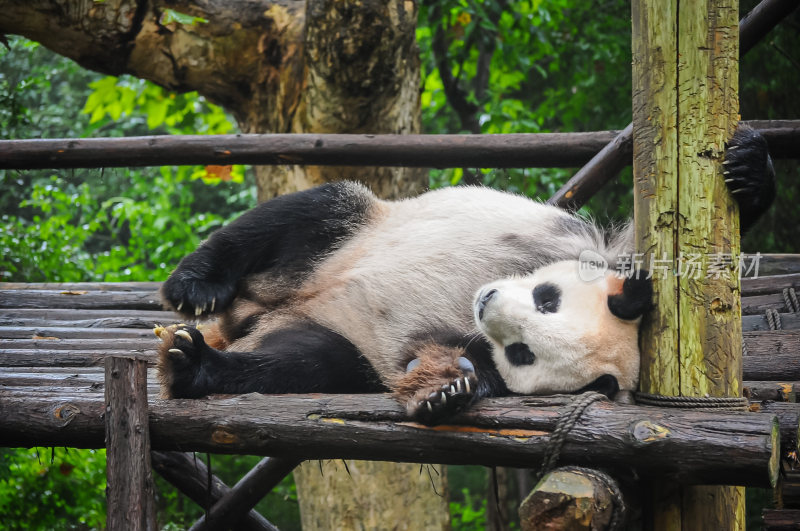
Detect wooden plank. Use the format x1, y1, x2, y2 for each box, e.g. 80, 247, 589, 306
0, 326, 159, 339
763, 509, 800, 531
0, 350, 156, 367
0, 308, 175, 321
743, 313, 800, 331
0, 392, 780, 487
0, 290, 162, 310
742, 273, 800, 296
0, 282, 162, 291
105, 356, 156, 530
744, 381, 798, 402
0, 338, 159, 350
743, 331, 800, 356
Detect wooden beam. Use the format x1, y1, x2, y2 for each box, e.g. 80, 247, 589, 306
633, 0, 745, 529
0, 392, 781, 487
0, 121, 796, 172
189, 457, 300, 531
151, 451, 277, 531
105, 356, 156, 530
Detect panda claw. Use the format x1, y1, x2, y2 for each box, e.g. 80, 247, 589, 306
168, 348, 183, 356
450, 385, 456, 394
175, 330, 193, 343
464, 378, 471, 394
176, 301, 184, 312
456, 379, 462, 393
441, 392, 447, 405
211, 297, 216, 313
426, 401, 433, 413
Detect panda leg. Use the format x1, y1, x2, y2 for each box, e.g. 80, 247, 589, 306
156, 322, 386, 399
394, 339, 507, 425
161, 182, 375, 319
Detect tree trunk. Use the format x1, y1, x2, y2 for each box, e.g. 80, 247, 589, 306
2, 1, 431, 527
294, 460, 449, 531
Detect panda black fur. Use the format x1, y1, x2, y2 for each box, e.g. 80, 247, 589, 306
157, 125, 775, 425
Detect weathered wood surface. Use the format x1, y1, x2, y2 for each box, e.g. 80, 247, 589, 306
519, 468, 619, 531
744, 313, 800, 331
190, 457, 299, 531
763, 509, 800, 531
744, 381, 797, 402
0, 392, 780, 487
0, 350, 156, 367
633, 0, 744, 528
151, 451, 276, 531
752, 401, 800, 451
1, 121, 796, 172
0, 289, 162, 310
105, 357, 156, 531
743, 331, 800, 356
742, 273, 800, 296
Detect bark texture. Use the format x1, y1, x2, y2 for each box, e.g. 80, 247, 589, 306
1, 0, 425, 200
632, 0, 744, 528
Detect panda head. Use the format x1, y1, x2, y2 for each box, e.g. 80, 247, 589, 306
474, 260, 651, 396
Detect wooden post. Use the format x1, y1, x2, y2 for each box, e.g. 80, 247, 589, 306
633, 0, 747, 529
105, 356, 156, 531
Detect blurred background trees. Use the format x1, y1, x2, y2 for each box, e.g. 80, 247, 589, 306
1, 0, 797, 528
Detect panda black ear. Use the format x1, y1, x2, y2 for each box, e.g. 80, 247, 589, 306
607, 272, 653, 321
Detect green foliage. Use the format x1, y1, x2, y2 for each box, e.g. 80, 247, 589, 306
450, 488, 488, 531
0, 448, 107, 530
419, 0, 632, 202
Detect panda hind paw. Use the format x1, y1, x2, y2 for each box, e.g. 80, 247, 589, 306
155, 324, 211, 398
411, 374, 477, 426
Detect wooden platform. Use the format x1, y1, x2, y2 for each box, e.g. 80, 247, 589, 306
1, 257, 800, 527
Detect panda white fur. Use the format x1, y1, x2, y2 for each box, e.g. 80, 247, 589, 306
156, 126, 774, 424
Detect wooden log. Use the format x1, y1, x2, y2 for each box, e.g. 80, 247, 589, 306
743, 293, 795, 315
190, 457, 300, 531
742, 273, 800, 296
0, 350, 156, 367
633, 0, 744, 528
0, 289, 162, 310
0, 121, 795, 172
546, 124, 632, 211
519, 468, 620, 531
751, 401, 800, 451
0, 326, 158, 339
151, 451, 277, 531
763, 509, 800, 531
0, 131, 621, 170
743, 331, 800, 356
739, 0, 800, 55
0, 308, 175, 321
743, 313, 800, 331
0, 392, 780, 487
744, 381, 797, 402
744, 355, 800, 381
0, 281, 162, 291
105, 356, 156, 531
753, 255, 800, 277
0, 338, 159, 350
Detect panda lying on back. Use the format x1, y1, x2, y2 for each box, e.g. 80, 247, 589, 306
157, 126, 775, 424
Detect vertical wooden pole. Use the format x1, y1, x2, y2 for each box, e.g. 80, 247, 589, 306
105, 356, 157, 531
633, 0, 744, 529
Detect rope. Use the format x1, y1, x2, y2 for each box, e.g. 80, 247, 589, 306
536, 391, 606, 481
635, 393, 749, 410
555, 465, 626, 531
766, 308, 782, 331
784, 287, 799, 313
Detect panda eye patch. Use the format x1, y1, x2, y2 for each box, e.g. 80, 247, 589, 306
533, 283, 561, 314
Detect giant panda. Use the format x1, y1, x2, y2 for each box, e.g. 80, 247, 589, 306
156, 126, 775, 425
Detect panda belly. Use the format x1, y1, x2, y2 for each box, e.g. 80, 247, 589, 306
297, 191, 583, 385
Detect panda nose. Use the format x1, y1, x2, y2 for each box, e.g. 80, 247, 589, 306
477, 289, 498, 320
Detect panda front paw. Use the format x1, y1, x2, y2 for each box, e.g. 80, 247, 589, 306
155, 324, 214, 398
411, 372, 478, 426
724, 125, 776, 232
161, 272, 236, 319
